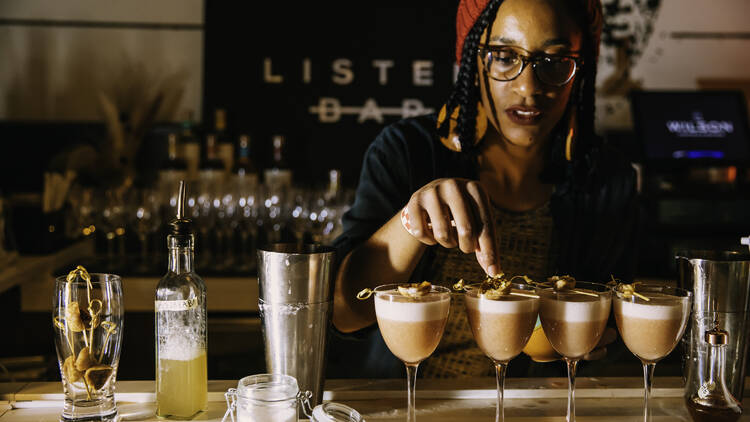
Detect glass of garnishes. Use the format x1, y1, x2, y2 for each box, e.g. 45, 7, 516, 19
536, 277, 611, 422
357, 282, 450, 422
456, 274, 539, 422
53, 266, 123, 422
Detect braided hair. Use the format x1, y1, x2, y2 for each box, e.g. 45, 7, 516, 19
440, 0, 600, 184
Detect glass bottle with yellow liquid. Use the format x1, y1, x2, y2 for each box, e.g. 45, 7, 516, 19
155, 181, 207, 419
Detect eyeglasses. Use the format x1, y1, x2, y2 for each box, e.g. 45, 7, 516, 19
479, 44, 582, 86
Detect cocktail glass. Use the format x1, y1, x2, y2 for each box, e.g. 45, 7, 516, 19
371, 284, 450, 422
537, 281, 611, 422
613, 284, 691, 422
53, 267, 123, 422
464, 282, 539, 422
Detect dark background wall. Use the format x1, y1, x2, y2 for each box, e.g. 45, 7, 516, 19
202, 1, 460, 188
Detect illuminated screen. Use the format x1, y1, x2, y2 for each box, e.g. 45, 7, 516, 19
631, 91, 749, 162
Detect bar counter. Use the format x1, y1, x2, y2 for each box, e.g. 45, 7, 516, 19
3, 377, 750, 421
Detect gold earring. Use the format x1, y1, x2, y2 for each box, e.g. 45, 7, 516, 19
437, 103, 488, 152
564, 107, 577, 162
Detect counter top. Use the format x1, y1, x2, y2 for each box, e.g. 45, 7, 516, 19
2, 377, 749, 421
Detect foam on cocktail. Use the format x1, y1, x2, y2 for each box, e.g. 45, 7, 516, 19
542, 298, 610, 322
618, 300, 684, 320
465, 295, 538, 314
374, 295, 450, 322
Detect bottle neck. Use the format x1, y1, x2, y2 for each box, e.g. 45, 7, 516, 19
206, 136, 218, 159
708, 343, 728, 388
167, 235, 194, 274
168, 136, 179, 160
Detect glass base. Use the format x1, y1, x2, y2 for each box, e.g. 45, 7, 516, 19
61, 395, 118, 422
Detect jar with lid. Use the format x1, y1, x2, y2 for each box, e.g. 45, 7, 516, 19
310, 402, 364, 422
223, 374, 311, 422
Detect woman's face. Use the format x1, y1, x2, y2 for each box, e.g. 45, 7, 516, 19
478, 0, 583, 149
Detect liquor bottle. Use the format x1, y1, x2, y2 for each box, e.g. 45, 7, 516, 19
180, 111, 201, 181
201, 134, 226, 172
159, 133, 188, 178
686, 325, 743, 422
232, 135, 258, 273
155, 181, 208, 419
233, 135, 258, 179
213, 108, 234, 173
263, 134, 293, 190
324, 169, 341, 202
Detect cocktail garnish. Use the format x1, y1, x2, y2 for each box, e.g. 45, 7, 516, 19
454, 274, 538, 300
618, 283, 650, 301
547, 275, 599, 297
397, 281, 432, 298
356, 288, 374, 300
54, 265, 117, 399
63, 356, 82, 383
75, 348, 95, 372
85, 365, 114, 390
608, 275, 650, 301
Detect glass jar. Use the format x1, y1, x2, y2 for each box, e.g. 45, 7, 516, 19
311, 402, 364, 422
223, 374, 311, 422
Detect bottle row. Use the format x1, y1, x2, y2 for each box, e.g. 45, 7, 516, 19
163, 108, 291, 186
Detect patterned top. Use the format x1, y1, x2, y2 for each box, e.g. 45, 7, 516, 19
420, 201, 556, 378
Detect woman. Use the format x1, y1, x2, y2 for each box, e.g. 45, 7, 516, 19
329, 0, 637, 378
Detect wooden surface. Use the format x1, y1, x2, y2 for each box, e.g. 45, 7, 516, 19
1, 377, 749, 421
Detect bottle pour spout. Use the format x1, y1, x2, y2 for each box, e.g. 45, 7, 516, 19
170, 180, 192, 236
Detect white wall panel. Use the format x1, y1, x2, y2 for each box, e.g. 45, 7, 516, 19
0, 26, 203, 121
596, 0, 750, 129
0, 0, 203, 24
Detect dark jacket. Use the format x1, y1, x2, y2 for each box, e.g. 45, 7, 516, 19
327, 113, 639, 378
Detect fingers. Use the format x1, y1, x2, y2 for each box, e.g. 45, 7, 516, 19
422, 188, 456, 248
440, 180, 477, 253
465, 181, 500, 276
404, 198, 435, 245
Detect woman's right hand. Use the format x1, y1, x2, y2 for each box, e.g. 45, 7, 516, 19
402, 178, 501, 276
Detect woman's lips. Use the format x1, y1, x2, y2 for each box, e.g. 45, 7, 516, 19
505, 106, 542, 125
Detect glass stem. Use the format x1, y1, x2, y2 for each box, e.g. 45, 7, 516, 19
643, 362, 656, 422
406, 363, 419, 422
565, 358, 578, 422
139, 233, 148, 263
494, 361, 507, 422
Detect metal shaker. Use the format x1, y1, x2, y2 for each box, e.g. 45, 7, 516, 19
257, 243, 335, 411
677, 249, 750, 401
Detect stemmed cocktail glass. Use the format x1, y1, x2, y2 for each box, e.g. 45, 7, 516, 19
613, 284, 691, 422
462, 282, 539, 422
537, 280, 611, 422
358, 283, 450, 422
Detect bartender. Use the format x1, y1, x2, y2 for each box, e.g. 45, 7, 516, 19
330, 0, 637, 378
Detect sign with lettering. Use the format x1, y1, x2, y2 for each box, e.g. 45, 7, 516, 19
204, 1, 459, 186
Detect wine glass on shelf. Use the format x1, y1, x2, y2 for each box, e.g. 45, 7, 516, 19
289, 187, 311, 247
537, 280, 611, 422
97, 189, 127, 271
130, 188, 161, 273
461, 281, 539, 422
613, 284, 691, 422
358, 283, 450, 422
214, 183, 237, 272
234, 174, 259, 273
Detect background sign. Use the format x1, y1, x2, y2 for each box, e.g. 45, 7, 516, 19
203, 0, 460, 188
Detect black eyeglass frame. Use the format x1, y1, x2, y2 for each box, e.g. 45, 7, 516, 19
478, 44, 584, 87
